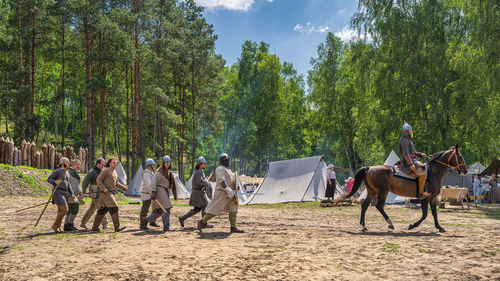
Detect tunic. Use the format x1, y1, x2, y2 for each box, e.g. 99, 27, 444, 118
82, 167, 101, 198
205, 165, 237, 215
47, 168, 74, 206
150, 170, 173, 210
67, 169, 82, 204
399, 134, 417, 174
96, 167, 126, 208
189, 169, 210, 208
140, 168, 154, 201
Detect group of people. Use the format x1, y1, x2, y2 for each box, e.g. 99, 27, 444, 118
473, 174, 499, 204
46, 153, 244, 234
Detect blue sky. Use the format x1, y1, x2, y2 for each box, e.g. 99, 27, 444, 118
196, 0, 359, 78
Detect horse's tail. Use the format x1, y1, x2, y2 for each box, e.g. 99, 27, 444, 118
333, 166, 369, 206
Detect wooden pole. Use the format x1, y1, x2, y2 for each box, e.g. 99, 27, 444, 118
31, 141, 36, 167
42, 143, 48, 169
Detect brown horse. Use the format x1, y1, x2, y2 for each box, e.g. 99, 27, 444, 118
336, 145, 468, 232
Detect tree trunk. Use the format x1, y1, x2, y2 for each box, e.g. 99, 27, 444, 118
31, 26, 35, 122
23, 27, 30, 137
156, 26, 165, 156
191, 60, 196, 176
132, 0, 140, 173
114, 114, 121, 163
83, 13, 94, 170
17, 0, 22, 67
99, 33, 106, 159
125, 64, 130, 179
61, 18, 65, 148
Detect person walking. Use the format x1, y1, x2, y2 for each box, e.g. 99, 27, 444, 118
179, 156, 212, 228
139, 158, 159, 230
92, 158, 128, 232
80, 159, 108, 230
146, 156, 178, 232
64, 159, 83, 231
198, 153, 243, 233
47, 157, 74, 233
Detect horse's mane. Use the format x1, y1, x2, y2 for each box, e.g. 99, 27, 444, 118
429, 147, 455, 161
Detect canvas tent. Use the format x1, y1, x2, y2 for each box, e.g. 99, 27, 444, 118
244, 156, 327, 205
441, 161, 486, 191
116, 162, 128, 185
124, 167, 190, 199
125, 166, 143, 196
468, 162, 486, 176
480, 158, 500, 177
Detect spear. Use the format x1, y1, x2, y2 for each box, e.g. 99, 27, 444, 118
15, 202, 47, 213
34, 182, 59, 227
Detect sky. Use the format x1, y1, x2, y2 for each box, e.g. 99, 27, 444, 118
196, 0, 359, 78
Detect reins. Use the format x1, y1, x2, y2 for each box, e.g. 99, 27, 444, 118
431, 149, 466, 171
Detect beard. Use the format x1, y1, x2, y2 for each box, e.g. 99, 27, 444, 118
220, 158, 230, 167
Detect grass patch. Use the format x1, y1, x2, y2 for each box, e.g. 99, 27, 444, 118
267, 248, 278, 255
53, 233, 86, 240
381, 242, 400, 253
12, 246, 24, 251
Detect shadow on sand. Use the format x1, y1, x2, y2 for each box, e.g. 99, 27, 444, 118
341, 230, 465, 238
197, 231, 232, 240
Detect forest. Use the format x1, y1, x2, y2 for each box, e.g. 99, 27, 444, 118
0, 0, 498, 180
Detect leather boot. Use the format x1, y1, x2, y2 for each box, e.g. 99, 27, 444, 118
230, 227, 244, 233
92, 214, 105, 232
197, 220, 205, 232
111, 213, 126, 232
140, 215, 148, 230
149, 221, 160, 227
179, 209, 195, 227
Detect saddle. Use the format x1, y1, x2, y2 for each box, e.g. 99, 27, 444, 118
392, 164, 417, 180
391, 160, 421, 181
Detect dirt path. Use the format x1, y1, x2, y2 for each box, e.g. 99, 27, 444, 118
0, 197, 499, 280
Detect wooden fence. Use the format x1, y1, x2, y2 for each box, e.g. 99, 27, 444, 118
0, 137, 89, 173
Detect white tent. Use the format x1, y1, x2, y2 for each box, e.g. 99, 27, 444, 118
123, 167, 190, 199
125, 166, 143, 196
357, 151, 408, 204
171, 172, 190, 199
244, 156, 327, 205
116, 162, 128, 185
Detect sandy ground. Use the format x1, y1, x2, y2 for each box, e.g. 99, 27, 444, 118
0, 197, 499, 281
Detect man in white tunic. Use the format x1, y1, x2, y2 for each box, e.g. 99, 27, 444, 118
198, 153, 243, 233
139, 158, 159, 230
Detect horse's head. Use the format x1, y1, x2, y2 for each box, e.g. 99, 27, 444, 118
432, 144, 468, 175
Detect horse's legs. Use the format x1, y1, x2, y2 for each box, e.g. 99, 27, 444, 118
409, 198, 429, 230
430, 199, 446, 233
360, 189, 377, 232
375, 194, 394, 230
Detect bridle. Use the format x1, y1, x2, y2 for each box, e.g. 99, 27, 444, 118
431, 149, 466, 171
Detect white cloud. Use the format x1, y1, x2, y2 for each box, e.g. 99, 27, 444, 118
336, 8, 347, 15
293, 24, 304, 32
195, 0, 274, 11
334, 25, 372, 42
294, 22, 330, 34
334, 26, 356, 41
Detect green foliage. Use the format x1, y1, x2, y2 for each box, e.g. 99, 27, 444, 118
0, 0, 496, 181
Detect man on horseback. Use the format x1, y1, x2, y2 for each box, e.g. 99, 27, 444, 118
399, 121, 428, 199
